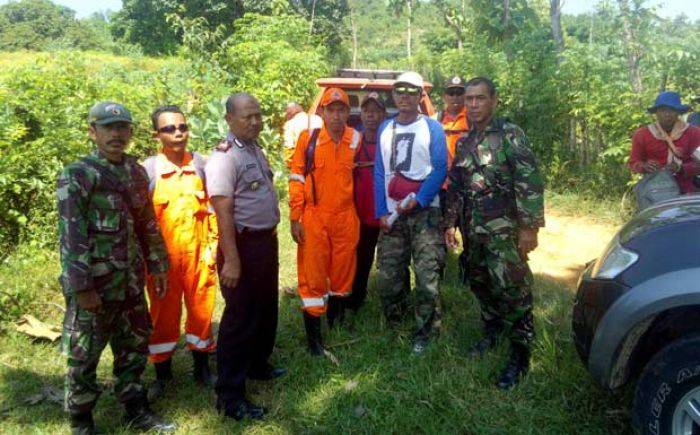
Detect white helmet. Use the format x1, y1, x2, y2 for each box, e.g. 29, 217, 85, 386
394, 71, 424, 89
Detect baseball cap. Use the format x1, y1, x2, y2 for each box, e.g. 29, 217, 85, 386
360, 92, 385, 110
320, 87, 350, 108
444, 76, 465, 89
88, 101, 133, 125
394, 71, 424, 89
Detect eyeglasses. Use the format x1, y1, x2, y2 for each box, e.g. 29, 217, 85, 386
445, 88, 465, 97
394, 86, 421, 96
157, 123, 189, 134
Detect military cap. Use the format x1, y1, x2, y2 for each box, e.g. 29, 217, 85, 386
88, 101, 133, 125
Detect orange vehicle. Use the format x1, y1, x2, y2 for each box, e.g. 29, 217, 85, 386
309, 69, 436, 129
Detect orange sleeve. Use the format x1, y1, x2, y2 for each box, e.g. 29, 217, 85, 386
289, 131, 309, 221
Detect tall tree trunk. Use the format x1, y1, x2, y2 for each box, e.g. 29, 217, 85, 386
502, 0, 510, 28
406, 0, 413, 64
309, 0, 317, 35
351, 14, 358, 69
550, 0, 565, 64
617, 0, 644, 93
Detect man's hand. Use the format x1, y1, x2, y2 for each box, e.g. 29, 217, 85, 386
152, 272, 168, 299
291, 220, 305, 244
517, 228, 538, 259
220, 257, 242, 289
76, 290, 102, 313
397, 198, 418, 215
666, 160, 681, 174
445, 227, 459, 250
643, 160, 662, 173
379, 215, 392, 234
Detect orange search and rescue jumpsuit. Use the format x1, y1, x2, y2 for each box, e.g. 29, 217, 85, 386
289, 127, 361, 317
441, 107, 470, 170
144, 152, 218, 363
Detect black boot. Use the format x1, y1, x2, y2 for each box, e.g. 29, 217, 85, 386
70, 412, 96, 435
303, 312, 324, 357
124, 398, 177, 432
216, 397, 267, 421
192, 351, 217, 387
496, 344, 530, 390
467, 332, 499, 358
326, 296, 346, 329
147, 359, 173, 402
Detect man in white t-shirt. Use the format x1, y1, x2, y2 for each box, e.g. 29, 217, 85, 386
282, 102, 323, 168
374, 71, 448, 354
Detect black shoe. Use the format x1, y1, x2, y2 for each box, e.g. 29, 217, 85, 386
70, 413, 96, 435
192, 351, 217, 387
303, 312, 325, 357
124, 400, 176, 432
468, 334, 498, 358
148, 359, 173, 402
216, 398, 267, 421
248, 364, 287, 381
496, 345, 530, 390
326, 296, 346, 329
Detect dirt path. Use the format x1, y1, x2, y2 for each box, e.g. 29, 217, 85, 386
528, 211, 620, 287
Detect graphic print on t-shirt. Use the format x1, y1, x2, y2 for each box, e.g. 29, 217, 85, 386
391, 132, 416, 172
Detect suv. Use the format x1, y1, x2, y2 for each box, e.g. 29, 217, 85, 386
308, 69, 436, 129
572, 194, 700, 435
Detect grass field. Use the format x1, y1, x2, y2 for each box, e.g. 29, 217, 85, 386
0, 198, 634, 434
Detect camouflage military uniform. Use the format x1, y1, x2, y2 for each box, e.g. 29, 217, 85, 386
376, 207, 446, 338
443, 117, 544, 348
57, 149, 168, 416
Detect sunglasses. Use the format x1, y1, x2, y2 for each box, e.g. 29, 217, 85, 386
445, 88, 465, 97
394, 86, 421, 96
157, 123, 189, 134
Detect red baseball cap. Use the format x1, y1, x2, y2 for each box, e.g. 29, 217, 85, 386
320, 87, 350, 108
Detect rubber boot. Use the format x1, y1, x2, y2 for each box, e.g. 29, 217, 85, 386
192, 351, 217, 387
303, 312, 324, 357
124, 397, 176, 432
70, 412, 96, 435
147, 358, 172, 402
326, 296, 346, 329
496, 343, 531, 390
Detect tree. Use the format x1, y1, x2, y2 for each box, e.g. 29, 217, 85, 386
550, 0, 564, 64
432, 0, 468, 51
0, 0, 75, 50
388, 0, 419, 64
617, 0, 644, 93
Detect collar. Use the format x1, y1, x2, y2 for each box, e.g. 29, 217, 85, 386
442, 107, 467, 123
227, 132, 258, 149
155, 152, 195, 176
91, 149, 126, 166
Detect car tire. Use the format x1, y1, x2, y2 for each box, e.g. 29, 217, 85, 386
633, 334, 700, 435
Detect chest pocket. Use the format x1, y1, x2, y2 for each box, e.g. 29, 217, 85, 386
242, 163, 265, 192
89, 193, 123, 233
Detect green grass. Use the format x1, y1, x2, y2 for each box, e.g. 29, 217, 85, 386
0, 199, 632, 434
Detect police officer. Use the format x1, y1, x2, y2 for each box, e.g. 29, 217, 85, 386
57, 101, 176, 434
205, 93, 286, 421
443, 77, 544, 389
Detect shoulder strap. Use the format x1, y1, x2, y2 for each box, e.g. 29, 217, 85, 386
304, 128, 321, 176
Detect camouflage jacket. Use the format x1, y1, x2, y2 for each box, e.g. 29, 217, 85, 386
442, 117, 545, 238
57, 149, 168, 301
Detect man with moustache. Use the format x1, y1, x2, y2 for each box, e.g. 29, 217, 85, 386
57, 101, 175, 433
205, 93, 285, 421
443, 77, 544, 389
141, 105, 218, 400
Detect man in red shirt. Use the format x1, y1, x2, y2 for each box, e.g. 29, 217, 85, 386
628, 91, 700, 193
346, 93, 386, 312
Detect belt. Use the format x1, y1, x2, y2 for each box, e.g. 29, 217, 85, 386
239, 226, 277, 236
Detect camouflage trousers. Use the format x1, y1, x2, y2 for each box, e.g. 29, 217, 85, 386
61, 295, 151, 416
468, 232, 535, 347
376, 207, 446, 338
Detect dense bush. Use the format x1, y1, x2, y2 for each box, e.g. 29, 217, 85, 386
0, 13, 329, 253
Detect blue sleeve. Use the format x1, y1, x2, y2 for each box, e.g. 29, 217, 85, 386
374, 120, 390, 218
415, 118, 447, 207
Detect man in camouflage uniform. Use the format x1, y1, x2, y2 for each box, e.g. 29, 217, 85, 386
443, 77, 544, 389
57, 101, 176, 434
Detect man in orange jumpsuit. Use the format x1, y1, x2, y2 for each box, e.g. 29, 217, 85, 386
142, 105, 218, 398
289, 88, 361, 356
438, 76, 469, 168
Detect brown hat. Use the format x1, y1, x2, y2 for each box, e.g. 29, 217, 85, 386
444, 76, 465, 90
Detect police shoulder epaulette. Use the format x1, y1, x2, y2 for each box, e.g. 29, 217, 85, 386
215, 139, 231, 152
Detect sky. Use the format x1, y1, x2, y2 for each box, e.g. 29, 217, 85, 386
1, 0, 698, 20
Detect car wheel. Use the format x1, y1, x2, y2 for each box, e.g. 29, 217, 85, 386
633, 334, 700, 435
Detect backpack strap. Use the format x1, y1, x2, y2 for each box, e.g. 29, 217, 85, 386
304, 128, 321, 176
